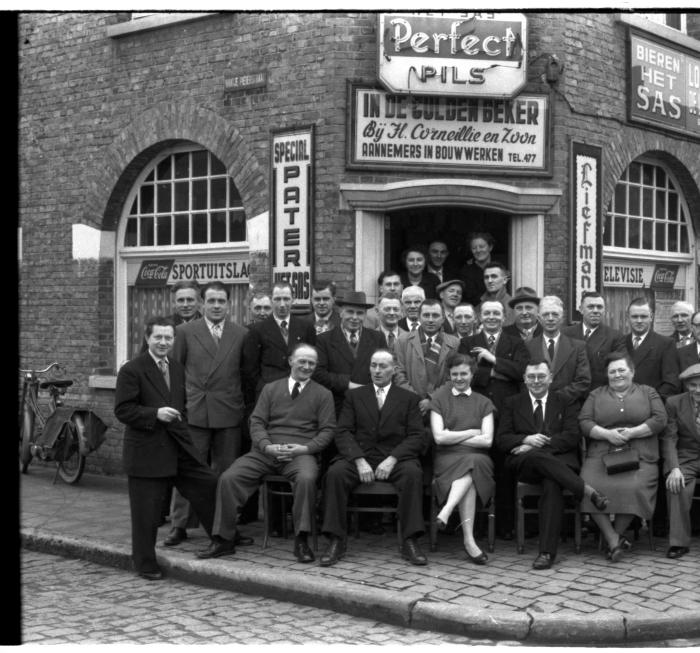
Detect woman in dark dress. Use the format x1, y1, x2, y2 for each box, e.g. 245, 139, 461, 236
399, 245, 440, 300
430, 353, 495, 564
579, 352, 667, 562
459, 232, 496, 306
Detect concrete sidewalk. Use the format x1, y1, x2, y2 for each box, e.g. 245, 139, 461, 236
19, 465, 700, 645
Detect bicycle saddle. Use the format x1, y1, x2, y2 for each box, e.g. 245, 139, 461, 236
40, 379, 73, 389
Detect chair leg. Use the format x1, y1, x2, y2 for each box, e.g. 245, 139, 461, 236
262, 482, 270, 550
516, 497, 525, 554
574, 506, 582, 554
429, 493, 438, 552
487, 511, 496, 553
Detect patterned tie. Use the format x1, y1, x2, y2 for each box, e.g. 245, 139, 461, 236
349, 331, 358, 355
315, 318, 328, 334
387, 331, 395, 350
376, 386, 385, 409
291, 381, 300, 399
211, 322, 222, 345
547, 338, 555, 361
534, 399, 544, 433
584, 328, 592, 340
157, 359, 170, 390
410, 321, 419, 331
487, 334, 496, 352
633, 335, 642, 349
280, 320, 289, 344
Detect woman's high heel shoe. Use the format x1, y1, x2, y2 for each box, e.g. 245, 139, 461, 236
464, 546, 488, 565
436, 517, 448, 532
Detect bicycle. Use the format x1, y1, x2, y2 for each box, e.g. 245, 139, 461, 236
19, 362, 107, 484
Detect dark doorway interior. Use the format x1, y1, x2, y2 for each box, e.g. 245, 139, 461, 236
387, 206, 510, 276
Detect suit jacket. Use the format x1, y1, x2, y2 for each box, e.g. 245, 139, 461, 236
139, 311, 202, 354
398, 317, 421, 333
562, 322, 626, 390
459, 330, 529, 412
172, 317, 247, 428
303, 309, 342, 334
496, 390, 582, 470
626, 330, 680, 400
527, 333, 591, 402
115, 353, 204, 477
313, 326, 387, 414
394, 330, 460, 398
677, 342, 700, 375
242, 314, 316, 396
334, 384, 425, 463
660, 392, 700, 474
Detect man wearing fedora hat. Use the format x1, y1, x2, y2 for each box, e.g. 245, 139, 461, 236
313, 290, 387, 417
660, 363, 700, 560
436, 279, 464, 335
503, 287, 544, 342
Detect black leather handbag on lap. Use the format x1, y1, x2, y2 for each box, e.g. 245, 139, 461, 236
602, 445, 640, 474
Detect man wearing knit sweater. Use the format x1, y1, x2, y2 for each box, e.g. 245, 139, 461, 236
197, 344, 336, 563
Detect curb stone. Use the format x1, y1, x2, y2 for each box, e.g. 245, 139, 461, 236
527, 611, 625, 644
625, 610, 700, 641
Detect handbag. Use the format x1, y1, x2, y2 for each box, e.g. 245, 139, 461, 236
602, 445, 640, 475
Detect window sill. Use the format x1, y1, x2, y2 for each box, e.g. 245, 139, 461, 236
617, 14, 700, 52
107, 13, 216, 38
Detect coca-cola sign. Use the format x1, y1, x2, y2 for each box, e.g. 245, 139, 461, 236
135, 260, 175, 287
650, 264, 679, 290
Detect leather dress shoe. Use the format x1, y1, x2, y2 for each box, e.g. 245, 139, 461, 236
164, 527, 187, 546
196, 537, 236, 559
319, 537, 345, 567
293, 536, 315, 563
401, 538, 428, 566
589, 491, 609, 512
666, 546, 690, 559
607, 541, 624, 562
464, 547, 488, 565
532, 552, 555, 570
138, 568, 163, 581
233, 532, 254, 546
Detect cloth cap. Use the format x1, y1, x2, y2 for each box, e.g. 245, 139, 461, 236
679, 363, 700, 382
436, 279, 465, 294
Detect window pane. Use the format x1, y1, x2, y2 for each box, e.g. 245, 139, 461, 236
156, 215, 172, 246
628, 161, 642, 183
656, 167, 666, 187
211, 156, 226, 175
642, 164, 654, 186
614, 184, 626, 213
192, 213, 207, 244
140, 217, 154, 246
156, 157, 172, 180
603, 211, 612, 245
174, 152, 189, 179
668, 223, 678, 251
668, 192, 679, 220
129, 198, 138, 215
157, 184, 171, 213
125, 217, 138, 246
192, 179, 208, 211
229, 180, 242, 207
642, 188, 653, 217
655, 221, 666, 250
140, 185, 154, 214
175, 181, 189, 211
681, 220, 689, 252
628, 218, 640, 248
211, 211, 227, 242
629, 186, 640, 216
642, 220, 653, 249
174, 214, 189, 245
192, 151, 208, 177
656, 190, 666, 220
145, 169, 154, 182
211, 178, 227, 209
229, 211, 246, 241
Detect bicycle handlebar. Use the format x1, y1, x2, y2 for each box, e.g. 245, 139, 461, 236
19, 362, 61, 375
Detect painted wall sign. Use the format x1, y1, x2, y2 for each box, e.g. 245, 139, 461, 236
570, 142, 603, 316
348, 85, 549, 174
134, 257, 249, 287
224, 71, 267, 92
603, 259, 685, 288
629, 30, 700, 139
378, 12, 527, 97
270, 126, 314, 302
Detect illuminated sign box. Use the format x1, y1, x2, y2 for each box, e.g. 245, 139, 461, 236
377, 12, 527, 97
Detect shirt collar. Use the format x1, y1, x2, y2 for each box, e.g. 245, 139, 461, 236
343, 327, 361, 341
544, 332, 560, 344
529, 392, 548, 407
149, 350, 168, 366
632, 330, 649, 344
451, 386, 472, 397
273, 315, 289, 328
204, 317, 224, 332
289, 376, 310, 394
373, 383, 391, 395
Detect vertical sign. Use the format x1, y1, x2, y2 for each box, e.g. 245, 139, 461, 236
570, 142, 603, 318
270, 126, 314, 303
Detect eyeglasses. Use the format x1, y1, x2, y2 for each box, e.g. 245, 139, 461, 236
525, 374, 548, 381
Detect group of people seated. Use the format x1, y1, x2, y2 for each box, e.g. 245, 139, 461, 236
115, 238, 700, 581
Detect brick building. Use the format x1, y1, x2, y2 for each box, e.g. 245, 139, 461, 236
19, 12, 700, 475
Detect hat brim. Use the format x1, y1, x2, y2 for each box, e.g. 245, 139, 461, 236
337, 301, 374, 309
508, 296, 541, 308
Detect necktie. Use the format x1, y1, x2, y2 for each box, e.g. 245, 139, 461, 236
376, 386, 385, 409
534, 399, 544, 433
487, 334, 496, 352
316, 318, 328, 334
387, 331, 395, 350
157, 359, 170, 390
211, 322, 222, 345
280, 320, 289, 344
291, 381, 300, 399
547, 338, 555, 361
349, 332, 358, 355
584, 328, 592, 340
633, 335, 641, 349
411, 321, 418, 331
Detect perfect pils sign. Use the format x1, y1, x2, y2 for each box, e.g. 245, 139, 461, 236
378, 13, 527, 98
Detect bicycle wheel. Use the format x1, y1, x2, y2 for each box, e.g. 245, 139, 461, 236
57, 414, 86, 485
20, 410, 33, 474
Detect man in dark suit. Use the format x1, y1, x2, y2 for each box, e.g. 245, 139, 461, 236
398, 285, 425, 333
496, 360, 608, 570
677, 310, 700, 372
245, 290, 273, 326
562, 291, 626, 391
243, 281, 317, 399
437, 279, 464, 335
670, 300, 696, 349
625, 297, 680, 401
319, 349, 428, 567
503, 287, 543, 342
165, 281, 251, 547
306, 279, 342, 335
427, 240, 458, 284
661, 363, 700, 560
313, 290, 387, 417
364, 270, 404, 329
114, 317, 218, 580
526, 295, 591, 404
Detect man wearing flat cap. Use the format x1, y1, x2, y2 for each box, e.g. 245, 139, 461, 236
503, 287, 544, 342
437, 279, 464, 335
660, 363, 700, 559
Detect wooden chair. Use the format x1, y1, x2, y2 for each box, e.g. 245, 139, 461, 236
261, 474, 318, 551
515, 482, 582, 554
347, 481, 402, 550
